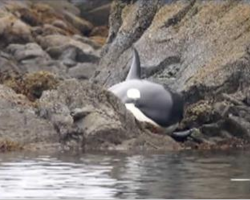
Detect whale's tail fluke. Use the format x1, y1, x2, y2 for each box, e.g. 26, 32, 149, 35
126, 47, 141, 80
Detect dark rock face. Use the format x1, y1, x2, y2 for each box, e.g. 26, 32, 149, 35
92, 0, 250, 148
95, 1, 250, 92
68, 63, 97, 80
0, 51, 23, 78
74, 0, 111, 26
93, 0, 161, 85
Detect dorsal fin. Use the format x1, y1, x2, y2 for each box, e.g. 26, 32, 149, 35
126, 47, 141, 80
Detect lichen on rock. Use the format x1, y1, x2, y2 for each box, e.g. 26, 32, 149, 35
2, 71, 59, 101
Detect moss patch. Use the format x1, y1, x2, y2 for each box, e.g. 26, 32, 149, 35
2, 71, 59, 101
181, 100, 217, 129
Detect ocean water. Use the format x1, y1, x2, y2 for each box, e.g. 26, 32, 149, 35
0, 149, 250, 199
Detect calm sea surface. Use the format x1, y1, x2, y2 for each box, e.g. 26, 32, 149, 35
0, 149, 250, 199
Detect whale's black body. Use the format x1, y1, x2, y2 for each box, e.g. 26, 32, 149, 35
108, 48, 184, 128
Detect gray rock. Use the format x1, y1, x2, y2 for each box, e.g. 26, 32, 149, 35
58, 46, 99, 67
69, 63, 97, 80
38, 79, 140, 150
38, 34, 100, 64
52, 20, 68, 30
83, 3, 111, 26
94, 0, 250, 95
59, 47, 78, 67
63, 10, 93, 35
75, 47, 99, 63
73, 34, 101, 50
31, 24, 69, 37
4, 42, 73, 78
7, 43, 49, 62
0, 79, 179, 152
0, 85, 59, 151
94, 0, 161, 85
37, 34, 94, 54
92, 0, 250, 147
75, 0, 110, 26
0, 51, 24, 77
38, 79, 179, 151
20, 58, 69, 78
0, 16, 33, 48
71, 106, 93, 121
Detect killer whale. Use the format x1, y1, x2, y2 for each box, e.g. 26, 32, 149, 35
108, 48, 184, 129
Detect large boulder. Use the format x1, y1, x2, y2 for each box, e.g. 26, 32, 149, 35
92, 0, 250, 147
75, 0, 111, 26
38, 79, 179, 151
7, 43, 50, 62
37, 34, 99, 63
63, 10, 93, 35
0, 11, 33, 48
0, 84, 59, 152
94, 0, 250, 92
0, 51, 23, 80
68, 63, 97, 80
82, 4, 111, 27
93, 0, 161, 83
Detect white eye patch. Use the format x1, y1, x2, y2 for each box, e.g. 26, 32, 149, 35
127, 88, 141, 99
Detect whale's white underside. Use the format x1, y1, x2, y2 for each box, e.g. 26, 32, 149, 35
125, 88, 159, 126
125, 103, 160, 127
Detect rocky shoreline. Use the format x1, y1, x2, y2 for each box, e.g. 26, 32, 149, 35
1, 0, 250, 153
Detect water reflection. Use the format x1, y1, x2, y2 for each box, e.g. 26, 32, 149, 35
0, 150, 250, 199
